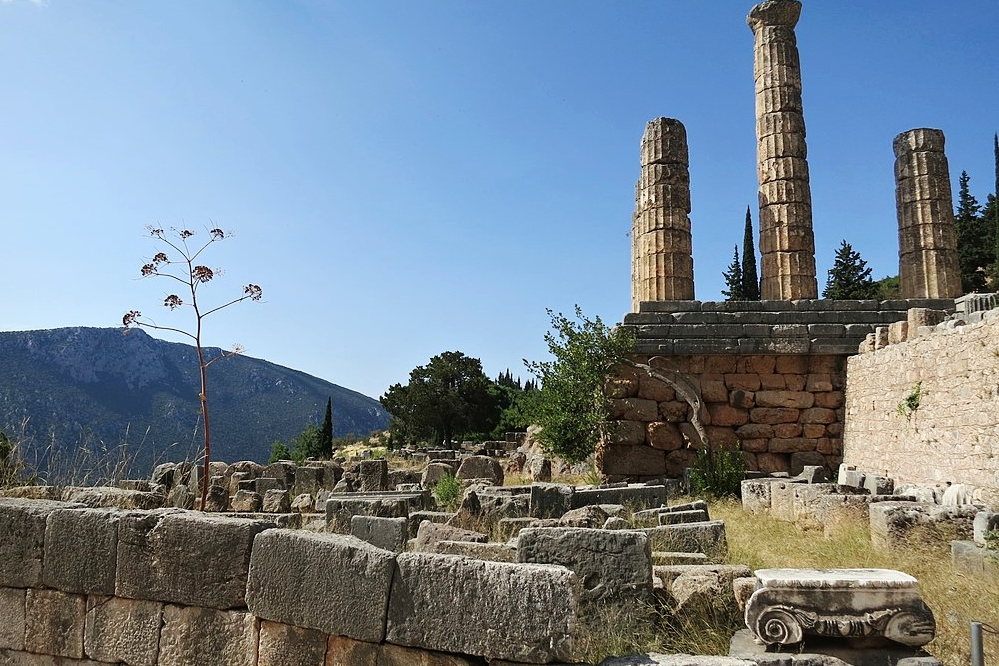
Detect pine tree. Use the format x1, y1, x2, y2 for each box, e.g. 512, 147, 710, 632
955, 170, 988, 293
822, 240, 878, 299
741, 206, 760, 300
721, 245, 745, 301
319, 396, 333, 457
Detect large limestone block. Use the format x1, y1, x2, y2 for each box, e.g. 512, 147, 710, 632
455, 455, 504, 486
599, 444, 666, 477
386, 553, 579, 663
869, 502, 977, 549
325, 636, 379, 666
25, 589, 86, 658
326, 497, 409, 534
359, 459, 389, 492
517, 527, 652, 604
159, 605, 258, 666
415, 520, 487, 551
116, 510, 271, 609
0, 498, 75, 588
0, 588, 25, 651
642, 521, 727, 559
84, 596, 162, 666
43, 507, 120, 595
377, 644, 480, 666
257, 621, 327, 666
247, 529, 395, 642
351, 515, 408, 552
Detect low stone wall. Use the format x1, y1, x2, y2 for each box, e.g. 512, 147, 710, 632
843, 308, 999, 506
0, 497, 581, 665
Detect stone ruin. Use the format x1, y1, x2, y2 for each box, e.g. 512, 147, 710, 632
610, 0, 967, 488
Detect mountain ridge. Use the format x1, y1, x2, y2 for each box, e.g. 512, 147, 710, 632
0, 326, 389, 478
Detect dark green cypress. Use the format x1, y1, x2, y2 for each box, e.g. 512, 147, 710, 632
721, 245, 744, 301
741, 206, 760, 300
320, 396, 333, 457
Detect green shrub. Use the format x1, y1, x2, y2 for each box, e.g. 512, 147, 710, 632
689, 444, 745, 498
433, 472, 462, 510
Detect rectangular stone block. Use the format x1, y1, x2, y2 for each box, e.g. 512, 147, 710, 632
350, 515, 407, 552
641, 521, 727, 559
530, 483, 574, 519
517, 527, 652, 604
406, 510, 453, 538
325, 635, 380, 666
570, 484, 668, 511
0, 498, 72, 588
43, 507, 120, 595
116, 510, 271, 609
247, 529, 394, 642
386, 553, 579, 663
325, 497, 409, 534
428, 540, 518, 563
0, 588, 25, 651
84, 596, 162, 666
25, 589, 86, 658
257, 620, 327, 666
159, 605, 257, 666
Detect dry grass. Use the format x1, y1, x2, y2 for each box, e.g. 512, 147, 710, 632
712, 497, 999, 666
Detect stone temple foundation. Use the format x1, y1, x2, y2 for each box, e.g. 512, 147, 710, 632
893, 128, 963, 299
610, 1, 964, 482
631, 117, 695, 310
748, 0, 817, 300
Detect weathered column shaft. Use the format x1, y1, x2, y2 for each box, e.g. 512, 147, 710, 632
748, 0, 817, 300
631, 117, 694, 310
893, 128, 962, 298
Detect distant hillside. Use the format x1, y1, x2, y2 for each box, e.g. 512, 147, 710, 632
0, 327, 389, 479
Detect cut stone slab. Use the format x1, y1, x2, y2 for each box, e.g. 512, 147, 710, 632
247, 529, 394, 642
570, 484, 668, 511
744, 568, 935, 647
256, 620, 327, 666
455, 455, 504, 486
84, 596, 162, 666
351, 515, 408, 552
0, 498, 80, 588
43, 506, 121, 595
24, 589, 87, 659
427, 540, 517, 562
386, 552, 579, 663
0, 587, 25, 651
325, 496, 409, 534
642, 521, 727, 559
415, 520, 487, 551
158, 604, 258, 666
116, 510, 271, 609
869, 502, 977, 549
730, 628, 941, 666
530, 483, 574, 519
951, 540, 999, 582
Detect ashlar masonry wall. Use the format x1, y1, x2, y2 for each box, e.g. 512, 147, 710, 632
0, 498, 580, 666
843, 311, 999, 504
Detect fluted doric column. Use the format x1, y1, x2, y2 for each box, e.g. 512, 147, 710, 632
748, 0, 817, 300
893, 128, 962, 298
631, 117, 694, 311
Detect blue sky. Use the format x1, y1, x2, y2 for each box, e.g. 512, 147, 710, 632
2, 1, 997, 401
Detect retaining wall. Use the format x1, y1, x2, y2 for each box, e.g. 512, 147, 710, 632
0, 498, 581, 665
843, 310, 999, 506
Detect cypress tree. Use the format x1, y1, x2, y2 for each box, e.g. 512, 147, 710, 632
955, 170, 987, 292
721, 245, 745, 301
822, 240, 878, 299
994, 133, 999, 276
320, 396, 333, 457
741, 206, 760, 300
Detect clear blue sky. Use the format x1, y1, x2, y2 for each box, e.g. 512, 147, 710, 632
2, 1, 997, 401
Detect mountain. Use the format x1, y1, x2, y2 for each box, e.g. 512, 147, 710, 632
0, 327, 389, 480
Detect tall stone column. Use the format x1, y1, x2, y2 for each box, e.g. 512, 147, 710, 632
748, 0, 817, 300
893, 128, 962, 298
631, 117, 694, 311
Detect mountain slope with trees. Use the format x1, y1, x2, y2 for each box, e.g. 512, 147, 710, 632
0, 327, 389, 478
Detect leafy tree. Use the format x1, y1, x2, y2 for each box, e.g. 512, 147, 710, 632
267, 441, 294, 464
741, 206, 761, 300
955, 170, 991, 293
875, 275, 900, 300
123, 226, 262, 510
822, 240, 878, 299
491, 371, 538, 439
319, 397, 333, 457
380, 351, 500, 447
721, 245, 745, 301
524, 307, 636, 463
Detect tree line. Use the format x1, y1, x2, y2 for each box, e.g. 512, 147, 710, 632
723, 133, 999, 300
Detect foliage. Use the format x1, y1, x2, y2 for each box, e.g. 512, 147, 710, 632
721, 245, 745, 301
319, 397, 333, 457
490, 370, 538, 439
897, 381, 923, 420
741, 206, 761, 300
822, 240, 878, 299
432, 472, 462, 510
524, 306, 636, 463
380, 351, 500, 447
123, 226, 262, 510
689, 444, 745, 498
955, 170, 994, 293
984, 529, 999, 552
875, 274, 900, 299
267, 441, 295, 464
